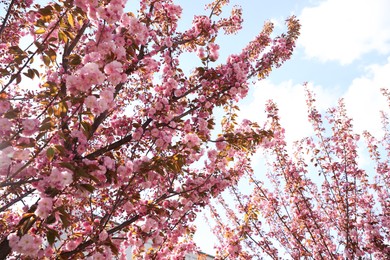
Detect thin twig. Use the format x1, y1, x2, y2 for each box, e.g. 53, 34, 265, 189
0, 0, 16, 39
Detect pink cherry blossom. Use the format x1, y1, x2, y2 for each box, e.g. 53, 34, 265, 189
0, 1, 301, 259
0, 118, 11, 132
215, 136, 227, 151
184, 133, 201, 148
99, 230, 109, 241
22, 118, 39, 136
208, 43, 220, 61
9, 233, 43, 257
48, 168, 73, 190
104, 60, 123, 75
85, 95, 98, 110
36, 197, 53, 219
0, 100, 10, 114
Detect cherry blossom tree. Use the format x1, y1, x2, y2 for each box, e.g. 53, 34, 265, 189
210, 88, 390, 259
0, 0, 300, 258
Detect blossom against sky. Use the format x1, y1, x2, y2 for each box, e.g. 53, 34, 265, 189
233, 0, 390, 142
191, 0, 390, 255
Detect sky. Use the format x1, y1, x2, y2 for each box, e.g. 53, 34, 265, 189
184, 0, 390, 255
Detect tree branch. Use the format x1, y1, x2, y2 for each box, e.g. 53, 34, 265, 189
84, 118, 153, 160
1, 10, 67, 92
59, 215, 141, 258
0, 0, 15, 39
0, 189, 36, 212
0, 238, 11, 260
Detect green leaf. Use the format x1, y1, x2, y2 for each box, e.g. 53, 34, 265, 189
39, 121, 54, 131
45, 214, 56, 224
81, 121, 91, 136
76, 167, 99, 183
58, 206, 71, 229
67, 13, 74, 27
68, 54, 81, 66
32, 68, 40, 78
9, 46, 24, 54
23, 69, 35, 79
59, 162, 76, 171
46, 230, 56, 245
45, 48, 57, 62
59, 213, 71, 229
43, 55, 51, 66
15, 74, 21, 84
54, 145, 66, 155
79, 183, 95, 193
39, 5, 53, 16
35, 28, 46, 34
0, 68, 10, 76
46, 147, 55, 161
54, 101, 68, 117
58, 30, 68, 43
4, 109, 18, 119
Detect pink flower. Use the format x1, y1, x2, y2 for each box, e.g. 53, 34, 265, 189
197, 47, 206, 59
13, 149, 30, 160
99, 230, 108, 241
0, 118, 11, 132
89, 252, 106, 260
0, 151, 12, 172
64, 237, 82, 251
22, 118, 39, 136
184, 133, 200, 148
49, 168, 73, 189
104, 61, 123, 75
7, 233, 20, 249
97, 0, 124, 24
215, 136, 227, 151
0, 100, 10, 114
79, 62, 105, 84
100, 88, 114, 103
103, 156, 115, 170
142, 218, 157, 233
10, 233, 43, 257
36, 197, 53, 219
152, 235, 163, 247
124, 16, 149, 45
208, 43, 219, 61
67, 62, 105, 93
155, 138, 165, 148
97, 98, 109, 113
85, 95, 98, 110
43, 246, 54, 258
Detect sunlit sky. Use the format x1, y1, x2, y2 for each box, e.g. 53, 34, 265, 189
186, 0, 390, 255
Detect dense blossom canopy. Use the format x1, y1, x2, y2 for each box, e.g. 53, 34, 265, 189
0, 0, 299, 259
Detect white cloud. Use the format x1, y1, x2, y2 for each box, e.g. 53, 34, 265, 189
239, 57, 390, 145
239, 80, 335, 144
343, 57, 390, 137
299, 0, 390, 64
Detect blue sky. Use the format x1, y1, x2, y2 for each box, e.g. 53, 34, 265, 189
187, 0, 390, 255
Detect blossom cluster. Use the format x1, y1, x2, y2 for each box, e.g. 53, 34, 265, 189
0, 0, 299, 259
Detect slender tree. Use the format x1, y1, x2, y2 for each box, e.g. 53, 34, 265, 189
210, 88, 390, 259
0, 0, 299, 258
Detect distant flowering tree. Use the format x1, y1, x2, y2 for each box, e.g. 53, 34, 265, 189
210, 89, 390, 259
0, 0, 300, 258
